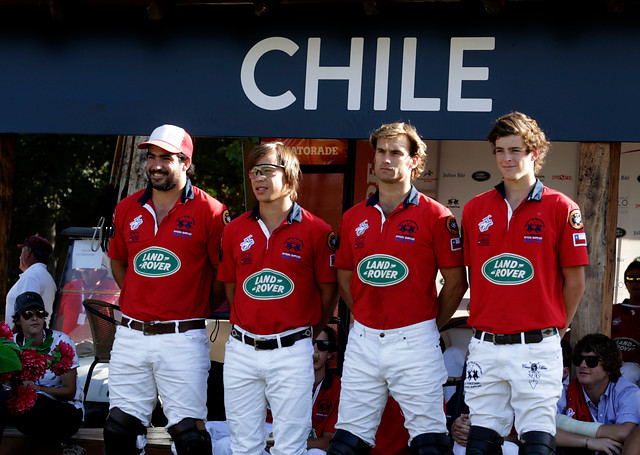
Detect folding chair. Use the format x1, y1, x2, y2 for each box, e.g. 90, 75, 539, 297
82, 299, 121, 399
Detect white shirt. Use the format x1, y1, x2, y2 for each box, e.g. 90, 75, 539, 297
5, 262, 57, 325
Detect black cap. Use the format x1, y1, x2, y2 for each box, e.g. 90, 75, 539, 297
14, 291, 45, 317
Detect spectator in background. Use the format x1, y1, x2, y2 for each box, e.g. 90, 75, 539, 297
556, 333, 639, 453
611, 260, 640, 386
5, 235, 56, 327
0, 292, 85, 455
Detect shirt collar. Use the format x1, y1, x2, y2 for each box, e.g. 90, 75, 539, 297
365, 185, 420, 208
249, 201, 302, 224
137, 179, 195, 205
494, 178, 544, 202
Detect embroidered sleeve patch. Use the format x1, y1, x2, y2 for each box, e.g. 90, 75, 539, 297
568, 209, 583, 230
327, 231, 337, 251
222, 209, 231, 226
446, 216, 460, 236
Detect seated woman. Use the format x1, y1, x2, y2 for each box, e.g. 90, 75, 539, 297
0, 291, 85, 455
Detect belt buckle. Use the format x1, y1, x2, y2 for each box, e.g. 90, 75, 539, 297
142, 321, 159, 336
254, 337, 267, 351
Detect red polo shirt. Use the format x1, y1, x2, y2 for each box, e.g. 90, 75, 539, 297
462, 181, 589, 334
217, 203, 336, 335
335, 187, 464, 330
108, 181, 228, 321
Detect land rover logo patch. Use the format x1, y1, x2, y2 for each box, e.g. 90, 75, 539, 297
134, 247, 181, 277
481, 253, 534, 285
243, 268, 294, 300
357, 254, 408, 287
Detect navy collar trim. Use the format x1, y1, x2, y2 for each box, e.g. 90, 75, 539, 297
249, 201, 302, 224
137, 179, 195, 205
365, 185, 420, 208
494, 179, 543, 202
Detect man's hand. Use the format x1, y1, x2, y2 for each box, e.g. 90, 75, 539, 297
587, 437, 623, 455
452, 414, 471, 446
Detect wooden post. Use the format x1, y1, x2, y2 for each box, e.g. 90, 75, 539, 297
573, 142, 620, 343
0, 135, 16, 321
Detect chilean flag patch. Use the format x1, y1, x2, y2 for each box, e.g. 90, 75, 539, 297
573, 232, 587, 247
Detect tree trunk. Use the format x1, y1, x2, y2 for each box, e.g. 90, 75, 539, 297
0, 135, 16, 321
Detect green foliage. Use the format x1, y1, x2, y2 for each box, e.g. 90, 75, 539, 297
0, 343, 21, 373
191, 137, 257, 219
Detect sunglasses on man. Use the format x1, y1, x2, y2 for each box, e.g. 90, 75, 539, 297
625, 275, 640, 282
248, 164, 285, 179
21, 309, 47, 320
313, 340, 333, 352
572, 355, 600, 368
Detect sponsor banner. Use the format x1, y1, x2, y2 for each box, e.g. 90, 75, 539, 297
261, 138, 348, 165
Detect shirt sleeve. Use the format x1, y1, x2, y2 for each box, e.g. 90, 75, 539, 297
334, 213, 354, 271
557, 199, 589, 268
216, 225, 237, 283
612, 381, 640, 424
108, 204, 128, 262
432, 206, 464, 270
313, 223, 337, 284
207, 202, 229, 267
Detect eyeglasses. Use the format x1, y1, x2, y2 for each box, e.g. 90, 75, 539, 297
249, 164, 285, 179
313, 340, 332, 352
573, 355, 601, 368
21, 309, 46, 320
625, 276, 640, 282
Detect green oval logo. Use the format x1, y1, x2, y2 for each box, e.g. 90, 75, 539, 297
357, 254, 408, 287
133, 247, 181, 277
243, 268, 294, 300
481, 253, 534, 285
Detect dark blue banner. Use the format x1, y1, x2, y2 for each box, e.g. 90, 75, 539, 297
0, 19, 637, 141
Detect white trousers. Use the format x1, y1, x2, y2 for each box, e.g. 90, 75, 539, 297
223, 329, 314, 455
108, 324, 210, 428
464, 333, 563, 437
335, 319, 448, 446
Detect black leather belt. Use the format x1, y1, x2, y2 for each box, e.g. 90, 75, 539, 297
473, 327, 558, 345
122, 317, 205, 335
230, 327, 312, 350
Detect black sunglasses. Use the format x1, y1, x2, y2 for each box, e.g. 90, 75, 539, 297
313, 340, 332, 351
21, 309, 47, 320
573, 355, 600, 368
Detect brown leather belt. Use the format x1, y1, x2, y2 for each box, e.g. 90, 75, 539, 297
473, 327, 557, 345
230, 326, 312, 350
122, 316, 205, 336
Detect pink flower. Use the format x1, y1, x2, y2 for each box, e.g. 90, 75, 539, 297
50, 341, 74, 376
7, 384, 37, 414
18, 349, 47, 382
0, 322, 13, 341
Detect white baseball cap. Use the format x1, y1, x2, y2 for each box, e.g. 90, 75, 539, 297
138, 124, 194, 159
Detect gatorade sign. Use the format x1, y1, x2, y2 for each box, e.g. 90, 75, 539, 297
243, 268, 295, 300
481, 253, 534, 285
134, 247, 181, 277
357, 254, 408, 287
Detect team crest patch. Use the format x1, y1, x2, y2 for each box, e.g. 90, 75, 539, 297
524, 218, 544, 244
130, 215, 143, 231
174, 216, 195, 238
327, 231, 337, 251
355, 220, 369, 236
522, 362, 547, 390
464, 361, 483, 390
445, 216, 459, 236
222, 209, 231, 226
478, 215, 493, 232
241, 235, 255, 252
282, 237, 304, 261
316, 398, 333, 419
396, 220, 418, 243
569, 209, 584, 230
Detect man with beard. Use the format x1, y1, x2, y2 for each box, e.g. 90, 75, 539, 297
106, 125, 229, 455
